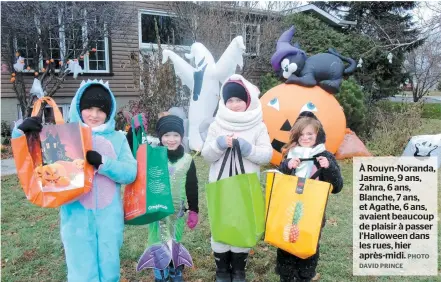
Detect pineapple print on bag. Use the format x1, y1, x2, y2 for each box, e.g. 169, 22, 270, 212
284, 201, 304, 243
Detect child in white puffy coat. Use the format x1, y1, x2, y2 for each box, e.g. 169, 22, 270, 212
202, 74, 273, 282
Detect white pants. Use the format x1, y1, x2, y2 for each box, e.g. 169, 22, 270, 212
211, 237, 250, 253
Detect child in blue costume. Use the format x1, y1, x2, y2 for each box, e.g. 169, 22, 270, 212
14, 80, 137, 281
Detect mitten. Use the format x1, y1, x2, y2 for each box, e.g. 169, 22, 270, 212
18, 117, 43, 133
216, 136, 229, 150
86, 150, 102, 169
237, 137, 252, 157
187, 211, 198, 229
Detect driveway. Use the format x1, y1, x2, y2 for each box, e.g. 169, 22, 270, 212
388, 95, 441, 104
1, 158, 16, 176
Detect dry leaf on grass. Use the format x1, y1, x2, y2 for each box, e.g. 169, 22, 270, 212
327, 218, 338, 226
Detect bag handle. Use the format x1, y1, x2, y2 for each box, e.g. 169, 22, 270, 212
217, 138, 246, 181
130, 114, 147, 156
31, 97, 64, 124
291, 157, 322, 179
217, 146, 232, 181
232, 139, 245, 175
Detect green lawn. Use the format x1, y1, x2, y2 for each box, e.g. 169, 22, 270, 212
383, 101, 441, 120
421, 104, 441, 120
2, 156, 440, 282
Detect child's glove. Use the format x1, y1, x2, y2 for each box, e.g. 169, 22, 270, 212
216, 136, 229, 150
187, 211, 198, 229
18, 117, 43, 133
237, 138, 252, 157
86, 150, 102, 169
316, 156, 330, 168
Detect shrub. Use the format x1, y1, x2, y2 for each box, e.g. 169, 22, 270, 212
1, 120, 12, 137
335, 78, 368, 134
259, 73, 281, 97
364, 101, 423, 156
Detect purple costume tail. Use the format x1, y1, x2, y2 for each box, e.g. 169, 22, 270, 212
137, 240, 193, 271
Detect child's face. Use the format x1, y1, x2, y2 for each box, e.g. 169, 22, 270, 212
81, 107, 107, 128
226, 97, 247, 112
161, 132, 182, 150
298, 125, 317, 148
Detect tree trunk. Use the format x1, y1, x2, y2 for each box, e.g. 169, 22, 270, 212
412, 84, 419, 102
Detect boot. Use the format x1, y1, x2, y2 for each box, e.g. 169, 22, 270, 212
169, 265, 184, 282
214, 251, 231, 282
230, 252, 248, 282
279, 275, 295, 282
154, 268, 170, 282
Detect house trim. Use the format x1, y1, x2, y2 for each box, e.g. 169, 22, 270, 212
284, 4, 357, 28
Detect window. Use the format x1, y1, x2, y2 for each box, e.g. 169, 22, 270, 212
230, 22, 260, 56
139, 10, 192, 50
14, 37, 40, 72
46, 16, 63, 71
17, 104, 71, 123
245, 24, 259, 55
64, 19, 86, 70
15, 11, 110, 74
88, 37, 108, 72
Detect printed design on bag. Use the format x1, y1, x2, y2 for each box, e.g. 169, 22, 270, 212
148, 165, 168, 194
34, 161, 86, 192
148, 204, 169, 211
124, 189, 143, 217
34, 163, 70, 187
41, 131, 73, 163
79, 135, 117, 209
36, 123, 87, 192
414, 142, 438, 157
283, 201, 303, 243
40, 124, 84, 164
73, 159, 84, 170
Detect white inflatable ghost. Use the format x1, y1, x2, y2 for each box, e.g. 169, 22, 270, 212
402, 134, 441, 168
67, 60, 84, 79
162, 36, 246, 151
13, 56, 25, 72
30, 78, 45, 98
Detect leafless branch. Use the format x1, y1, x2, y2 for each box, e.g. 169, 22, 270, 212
2, 1, 134, 118
403, 35, 441, 101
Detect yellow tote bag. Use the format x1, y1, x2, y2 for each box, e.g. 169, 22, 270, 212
264, 170, 333, 259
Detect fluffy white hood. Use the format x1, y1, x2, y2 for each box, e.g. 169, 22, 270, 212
215, 74, 263, 131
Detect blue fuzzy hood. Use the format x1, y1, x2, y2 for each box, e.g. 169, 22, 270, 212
68, 80, 117, 134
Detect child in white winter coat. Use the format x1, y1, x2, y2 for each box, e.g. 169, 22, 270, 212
201, 74, 273, 282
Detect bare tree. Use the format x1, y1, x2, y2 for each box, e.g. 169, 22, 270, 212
168, 1, 301, 83
404, 36, 441, 102
1, 1, 134, 118
125, 19, 189, 132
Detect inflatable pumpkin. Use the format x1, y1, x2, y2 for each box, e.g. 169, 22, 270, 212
260, 84, 346, 165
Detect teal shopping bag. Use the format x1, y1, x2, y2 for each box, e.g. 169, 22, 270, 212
206, 139, 265, 248
124, 114, 174, 225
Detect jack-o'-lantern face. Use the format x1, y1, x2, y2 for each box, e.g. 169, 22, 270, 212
34, 166, 44, 179
73, 159, 85, 170
41, 163, 70, 187
260, 84, 346, 165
